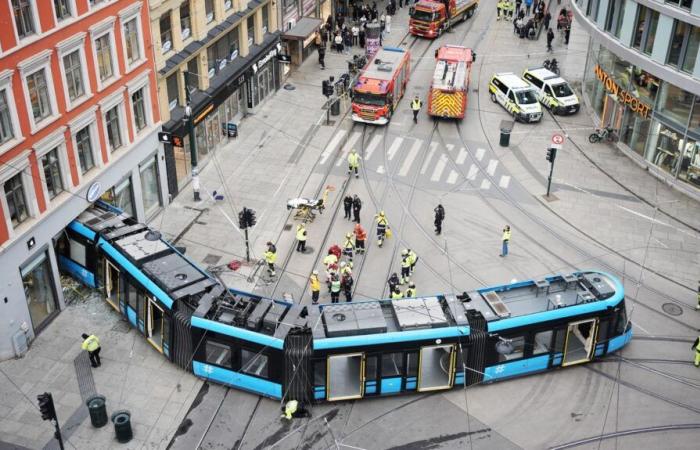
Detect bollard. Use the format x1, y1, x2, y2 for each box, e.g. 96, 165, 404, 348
111, 410, 133, 443
331, 99, 341, 116
86, 395, 108, 428
499, 120, 514, 147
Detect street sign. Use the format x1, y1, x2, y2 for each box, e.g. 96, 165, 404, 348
551, 134, 565, 145
158, 132, 173, 144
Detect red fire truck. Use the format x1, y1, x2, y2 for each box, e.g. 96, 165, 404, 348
409, 0, 479, 38
428, 46, 474, 119
351, 47, 411, 125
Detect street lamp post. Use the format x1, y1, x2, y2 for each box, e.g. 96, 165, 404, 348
183, 72, 200, 202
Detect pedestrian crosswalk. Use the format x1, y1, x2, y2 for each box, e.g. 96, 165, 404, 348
319, 132, 513, 192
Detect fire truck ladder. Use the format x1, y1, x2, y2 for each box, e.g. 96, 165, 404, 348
431, 60, 467, 117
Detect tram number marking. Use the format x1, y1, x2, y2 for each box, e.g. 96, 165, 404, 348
495, 364, 506, 374
203, 364, 214, 375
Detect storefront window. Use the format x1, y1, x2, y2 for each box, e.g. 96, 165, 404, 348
676, 136, 700, 186
174, 137, 191, 190
584, 42, 606, 117
620, 108, 651, 157
656, 82, 693, 127
22, 251, 58, 331
167, 73, 179, 110
195, 122, 208, 161
682, 27, 700, 74
140, 157, 161, 218
102, 177, 135, 217
644, 120, 686, 174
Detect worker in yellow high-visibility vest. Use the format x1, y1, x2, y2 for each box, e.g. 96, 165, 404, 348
81, 333, 101, 367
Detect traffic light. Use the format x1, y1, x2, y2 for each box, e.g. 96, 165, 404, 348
245, 208, 257, 228
37, 392, 56, 422
546, 147, 558, 163
238, 209, 247, 229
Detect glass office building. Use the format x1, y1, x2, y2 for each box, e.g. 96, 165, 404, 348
574, 0, 700, 195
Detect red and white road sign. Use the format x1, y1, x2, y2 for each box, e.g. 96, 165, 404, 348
551, 134, 565, 145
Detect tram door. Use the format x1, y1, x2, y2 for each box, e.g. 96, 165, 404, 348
562, 318, 598, 366
418, 345, 456, 392
104, 261, 120, 311
146, 297, 164, 353
327, 353, 365, 401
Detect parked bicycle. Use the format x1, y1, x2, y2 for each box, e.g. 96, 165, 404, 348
543, 58, 560, 75
589, 127, 618, 143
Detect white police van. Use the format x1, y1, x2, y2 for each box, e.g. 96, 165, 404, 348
522, 67, 580, 115
488, 73, 542, 123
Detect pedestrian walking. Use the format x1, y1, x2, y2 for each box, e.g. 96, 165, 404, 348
348, 149, 360, 178
321, 27, 328, 48
310, 271, 321, 304
359, 27, 366, 48
344, 195, 353, 219
375, 211, 389, 247
564, 24, 571, 45
334, 32, 343, 53
352, 195, 362, 223
692, 336, 700, 367
404, 282, 416, 298
296, 224, 307, 252
318, 45, 326, 70
434, 204, 445, 234
264, 241, 277, 276
411, 95, 422, 123
342, 272, 354, 302
330, 274, 341, 303
546, 28, 554, 52
388, 272, 400, 294
407, 249, 418, 274
525, 0, 532, 15
81, 333, 101, 367
352, 24, 359, 46
342, 232, 355, 263
400, 249, 411, 285
354, 223, 367, 254
500, 225, 511, 256
544, 11, 551, 31
385, 12, 391, 34
391, 287, 403, 299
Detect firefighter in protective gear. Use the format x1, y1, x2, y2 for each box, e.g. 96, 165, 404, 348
391, 288, 403, 299
323, 251, 338, 287
264, 242, 277, 276
407, 249, 418, 274
400, 249, 411, 285
404, 282, 416, 298
375, 211, 388, 247
296, 224, 307, 252
693, 336, 700, 367
282, 400, 298, 420
310, 271, 321, 304
343, 232, 355, 262
340, 261, 353, 277
411, 95, 422, 123
330, 274, 342, 303
354, 223, 367, 254
348, 149, 360, 178
81, 333, 101, 367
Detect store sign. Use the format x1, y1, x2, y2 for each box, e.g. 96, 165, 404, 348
594, 64, 652, 119
86, 182, 102, 203
194, 104, 214, 125
252, 48, 278, 73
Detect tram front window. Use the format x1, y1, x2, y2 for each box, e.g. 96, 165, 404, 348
411, 10, 436, 21
353, 92, 387, 107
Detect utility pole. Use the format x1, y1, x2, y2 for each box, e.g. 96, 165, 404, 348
545, 146, 558, 197
183, 72, 200, 202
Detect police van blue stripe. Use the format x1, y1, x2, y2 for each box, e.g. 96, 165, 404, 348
191, 316, 285, 350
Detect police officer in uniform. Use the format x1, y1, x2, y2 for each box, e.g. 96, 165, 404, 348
388, 272, 400, 294
391, 287, 403, 299
344, 195, 353, 220
296, 224, 307, 252
264, 242, 277, 276
407, 249, 418, 274
411, 95, 422, 123
348, 149, 361, 178
310, 271, 321, 304
400, 249, 411, 285
404, 282, 416, 298
81, 333, 102, 367
434, 204, 445, 234
330, 274, 342, 303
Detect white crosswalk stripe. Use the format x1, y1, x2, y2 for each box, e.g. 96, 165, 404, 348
466, 164, 478, 180
420, 142, 438, 174
456, 148, 467, 165
446, 144, 455, 152
446, 170, 459, 184
319, 130, 347, 164
399, 139, 422, 177
386, 137, 404, 161
335, 131, 362, 166
486, 159, 499, 176
499, 175, 511, 188
431, 154, 448, 182
480, 179, 491, 190
365, 134, 383, 161
475, 148, 486, 161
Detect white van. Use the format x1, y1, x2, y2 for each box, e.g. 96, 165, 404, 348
488, 73, 542, 123
522, 67, 580, 115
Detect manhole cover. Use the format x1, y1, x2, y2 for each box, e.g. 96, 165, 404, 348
662, 303, 683, 316
203, 254, 222, 265
283, 83, 296, 90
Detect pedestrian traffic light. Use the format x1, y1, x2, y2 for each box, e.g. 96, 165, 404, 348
238, 209, 247, 229
37, 392, 56, 422
546, 147, 557, 162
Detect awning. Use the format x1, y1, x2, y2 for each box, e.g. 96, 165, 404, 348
282, 17, 322, 41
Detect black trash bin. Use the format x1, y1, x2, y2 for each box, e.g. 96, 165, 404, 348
499, 120, 514, 147
111, 410, 133, 443
86, 395, 108, 428
331, 99, 341, 116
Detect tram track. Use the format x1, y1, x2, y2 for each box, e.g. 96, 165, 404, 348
548, 423, 700, 450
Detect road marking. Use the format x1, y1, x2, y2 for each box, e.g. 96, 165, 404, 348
420, 142, 438, 174
335, 131, 362, 166
365, 134, 383, 161
499, 175, 511, 188
386, 137, 404, 161
446, 170, 459, 184
652, 237, 668, 249
376, 165, 385, 174
431, 154, 448, 182
475, 148, 486, 161
466, 164, 478, 180
399, 140, 422, 177
486, 159, 499, 176
456, 148, 468, 165
319, 130, 347, 164
480, 179, 491, 190
446, 144, 454, 152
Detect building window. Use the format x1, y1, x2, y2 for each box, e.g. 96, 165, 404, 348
604, 0, 620, 34
105, 105, 122, 151
41, 148, 63, 200
12, 0, 35, 39
102, 177, 134, 216
643, 11, 659, 55
683, 27, 700, 74
95, 33, 115, 82
26, 70, 52, 122
180, 2, 191, 40
166, 73, 178, 110
247, 16, 255, 45
123, 17, 141, 66
262, 5, 269, 33
160, 13, 172, 53
205, 0, 214, 23
665, 0, 693, 10
132, 88, 147, 132
5, 173, 28, 226
186, 57, 198, 92
22, 251, 59, 332
140, 157, 161, 217
75, 126, 94, 174
632, 6, 660, 54
54, 0, 72, 21
0, 90, 15, 145
63, 50, 85, 103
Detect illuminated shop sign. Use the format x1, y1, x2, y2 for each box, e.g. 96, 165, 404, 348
594, 64, 652, 119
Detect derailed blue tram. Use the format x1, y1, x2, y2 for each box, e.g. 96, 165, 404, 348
59, 203, 632, 403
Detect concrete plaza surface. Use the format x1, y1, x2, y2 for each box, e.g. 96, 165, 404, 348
1, 1, 699, 449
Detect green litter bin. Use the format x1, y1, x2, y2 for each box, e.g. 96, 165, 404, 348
111, 410, 133, 443
86, 395, 108, 428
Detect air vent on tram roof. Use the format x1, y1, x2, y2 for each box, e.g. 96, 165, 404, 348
481, 291, 511, 318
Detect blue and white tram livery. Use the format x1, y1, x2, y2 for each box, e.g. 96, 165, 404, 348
59, 204, 632, 403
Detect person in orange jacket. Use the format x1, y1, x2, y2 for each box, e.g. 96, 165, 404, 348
353, 223, 367, 254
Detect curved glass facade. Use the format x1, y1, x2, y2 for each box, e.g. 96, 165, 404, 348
576, 0, 700, 192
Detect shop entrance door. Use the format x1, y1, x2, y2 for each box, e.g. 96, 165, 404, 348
257, 67, 271, 105
105, 261, 120, 311
601, 94, 624, 130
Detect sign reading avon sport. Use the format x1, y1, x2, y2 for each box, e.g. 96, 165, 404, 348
593, 64, 652, 119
